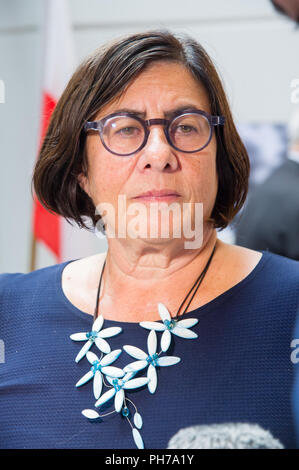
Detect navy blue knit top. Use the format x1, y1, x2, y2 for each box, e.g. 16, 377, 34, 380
1, 250, 299, 449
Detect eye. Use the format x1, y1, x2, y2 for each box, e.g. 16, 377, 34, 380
176, 125, 196, 134
117, 127, 138, 135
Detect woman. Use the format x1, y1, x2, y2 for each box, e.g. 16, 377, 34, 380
1, 30, 299, 449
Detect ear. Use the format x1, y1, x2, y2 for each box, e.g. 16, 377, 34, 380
77, 172, 91, 197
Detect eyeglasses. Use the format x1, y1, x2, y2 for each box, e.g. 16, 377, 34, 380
84, 110, 225, 156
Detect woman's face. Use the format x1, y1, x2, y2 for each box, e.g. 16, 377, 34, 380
81, 61, 218, 244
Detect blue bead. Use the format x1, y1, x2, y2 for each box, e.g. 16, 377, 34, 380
146, 354, 159, 367
86, 331, 97, 341
164, 319, 176, 330
91, 361, 101, 374
122, 407, 129, 417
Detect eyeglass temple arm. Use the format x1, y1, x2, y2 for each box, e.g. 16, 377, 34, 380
211, 116, 225, 126
84, 121, 102, 132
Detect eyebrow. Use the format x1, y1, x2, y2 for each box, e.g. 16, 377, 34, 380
109, 105, 203, 119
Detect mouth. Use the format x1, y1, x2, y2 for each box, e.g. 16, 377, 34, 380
133, 190, 181, 203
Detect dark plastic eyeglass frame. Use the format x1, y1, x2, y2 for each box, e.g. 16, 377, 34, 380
84, 110, 225, 156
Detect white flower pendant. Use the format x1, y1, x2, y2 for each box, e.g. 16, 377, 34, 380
70, 301, 199, 449
75, 349, 123, 399
70, 315, 122, 362
139, 302, 199, 352
123, 330, 181, 394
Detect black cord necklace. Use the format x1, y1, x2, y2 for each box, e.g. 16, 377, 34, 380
93, 240, 217, 323
72, 240, 218, 449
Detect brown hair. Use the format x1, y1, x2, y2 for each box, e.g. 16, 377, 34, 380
32, 29, 250, 231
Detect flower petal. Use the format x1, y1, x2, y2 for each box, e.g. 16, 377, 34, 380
70, 332, 87, 341
115, 389, 125, 412
133, 412, 143, 429
93, 315, 104, 332
158, 302, 171, 322
147, 330, 157, 356
157, 356, 181, 367
123, 371, 136, 382
82, 409, 100, 420
171, 326, 198, 339
132, 428, 144, 449
101, 366, 125, 378
147, 364, 157, 394
95, 387, 115, 407
105, 375, 115, 386
75, 340, 92, 363
123, 377, 149, 390
100, 349, 122, 367
176, 318, 199, 329
86, 351, 99, 364
98, 327, 122, 338
161, 329, 172, 352
139, 321, 165, 331
95, 337, 111, 354
123, 345, 147, 360
76, 370, 94, 387
123, 360, 148, 373
93, 370, 103, 399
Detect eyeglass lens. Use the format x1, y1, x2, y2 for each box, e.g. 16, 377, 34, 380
102, 114, 211, 155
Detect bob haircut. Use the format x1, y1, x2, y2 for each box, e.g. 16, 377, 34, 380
33, 29, 250, 231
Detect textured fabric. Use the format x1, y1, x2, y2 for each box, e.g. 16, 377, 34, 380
292, 312, 299, 447
1, 250, 299, 449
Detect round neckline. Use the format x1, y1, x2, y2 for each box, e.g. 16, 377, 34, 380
56, 250, 270, 326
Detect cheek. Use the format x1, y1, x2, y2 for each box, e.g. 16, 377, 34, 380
200, 140, 218, 202
189, 152, 218, 201
204, 160, 218, 205
86, 140, 131, 205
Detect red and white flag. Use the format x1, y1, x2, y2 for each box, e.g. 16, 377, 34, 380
32, 0, 103, 269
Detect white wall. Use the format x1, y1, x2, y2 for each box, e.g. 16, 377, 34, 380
1, 0, 298, 273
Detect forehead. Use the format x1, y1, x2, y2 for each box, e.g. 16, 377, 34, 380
96, 61, 211, 118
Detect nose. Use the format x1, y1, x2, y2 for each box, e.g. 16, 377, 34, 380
136, 125, 179, 173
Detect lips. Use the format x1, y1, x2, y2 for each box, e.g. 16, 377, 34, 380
134, 189, 180, 198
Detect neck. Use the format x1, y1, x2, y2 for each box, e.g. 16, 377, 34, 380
97, 227, 219, 321
106, 226, 217, 279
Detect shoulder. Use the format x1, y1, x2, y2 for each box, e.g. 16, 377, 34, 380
222, 243, 299, 297
261, 249, 299, 279
229, 242, 299, 274
226, 246, 299, 339
246, 248, 299, 306
61, 252, 106, 296
61, 252, 107, 316
62, 252, 106, 284
0, 261, 74, 305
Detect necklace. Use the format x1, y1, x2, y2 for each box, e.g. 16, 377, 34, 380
70, 242, 217, 449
